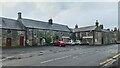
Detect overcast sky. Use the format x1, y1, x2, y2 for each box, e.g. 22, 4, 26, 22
1, 2, 118, 29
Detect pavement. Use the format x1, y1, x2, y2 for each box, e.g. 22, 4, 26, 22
1, 44, 120, 67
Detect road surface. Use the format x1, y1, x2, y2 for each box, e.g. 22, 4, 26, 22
2, 44, 119, 66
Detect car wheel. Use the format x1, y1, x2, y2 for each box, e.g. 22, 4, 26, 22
62, 45, 65, 47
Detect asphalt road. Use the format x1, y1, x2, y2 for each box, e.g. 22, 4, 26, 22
2, 44, 119, 66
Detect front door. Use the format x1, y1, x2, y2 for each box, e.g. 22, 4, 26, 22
20, 36, 24, 46
6, 38, 12, 47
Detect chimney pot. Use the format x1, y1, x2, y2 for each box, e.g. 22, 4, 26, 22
18, 12, 22, 19
48, 18, 53, 24
75, 24, 78, 28
107, 29, 110, 31
95, 20, 99, 27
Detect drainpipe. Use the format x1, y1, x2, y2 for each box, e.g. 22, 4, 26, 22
32, 28, 34, 46
25, 27, 28, 46
101, 32, 104, 45
93, 30, 95, 45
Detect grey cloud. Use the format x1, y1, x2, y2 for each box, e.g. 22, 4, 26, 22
1, 2, 118, 29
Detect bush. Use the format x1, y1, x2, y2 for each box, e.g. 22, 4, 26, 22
44, 34, 51, 46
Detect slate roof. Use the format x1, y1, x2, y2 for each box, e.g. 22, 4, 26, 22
69, 28, 74, 32
0, 17, 25, 30
19, 18, 71, 32
101, 29, 110, 32
74, 26, 97, 32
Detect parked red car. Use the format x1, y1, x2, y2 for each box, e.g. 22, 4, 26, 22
53, 41, 65, 47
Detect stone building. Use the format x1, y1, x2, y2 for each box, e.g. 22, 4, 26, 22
0, 12, 72, 47
73, 20, 117, 45
73, 20, 102, 45
0, 17, 25, 47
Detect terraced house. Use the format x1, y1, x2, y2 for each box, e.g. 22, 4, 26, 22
1, 12, 71, 47
1, 17, 25, 47
73, 20, 117, 45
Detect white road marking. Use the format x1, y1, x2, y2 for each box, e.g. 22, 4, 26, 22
6, 56, 14, 59
43, 47, 119, 64
41, 59, 54, 64
54, 56, 69, 60
73, 56, 78, 59
41, 55, 72, 64
2, 59, 6, 61
104, 59, 116, 66
79, 51, 91, 55
79, 53, 83, 54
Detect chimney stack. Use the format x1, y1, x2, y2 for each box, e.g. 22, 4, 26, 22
95, 20, 99, 27
18, 12, 22, 19
75, 24, 78, 28
114, 27, 117, 31
107, 29, 110, 31
100, 24, 103, 29
48, 18, 53, 24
